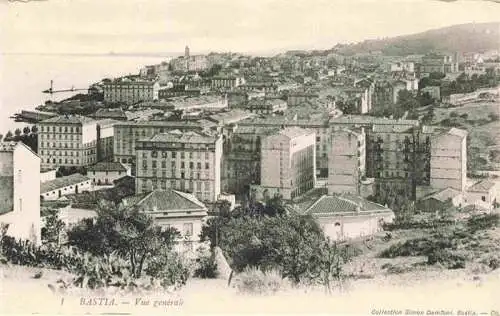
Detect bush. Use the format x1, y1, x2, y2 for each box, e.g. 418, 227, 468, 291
488, 112, 499, 121
466, 213, 499, 232
193, 246, 218, 279
427, 249, 466, 269
235, 267, 290, 295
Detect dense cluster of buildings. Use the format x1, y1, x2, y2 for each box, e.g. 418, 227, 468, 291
2, 45, 499, 246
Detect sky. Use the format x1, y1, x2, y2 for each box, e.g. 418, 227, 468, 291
0, 0, 499, 56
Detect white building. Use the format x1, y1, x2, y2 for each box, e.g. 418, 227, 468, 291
123, 189, 208, 252
40, 168, 57, 183
0, 142, 41, 244
135, 130, 223, 203
40, 173, 92, 201
103, 78, 160, 104
305, 194, 395, 241
464, 180, 499, 211
87, 162, 131, 185
328, 128, 366, 195
430, 128, 468, 192
260, 127, 316, 200
38, 115, 98, 169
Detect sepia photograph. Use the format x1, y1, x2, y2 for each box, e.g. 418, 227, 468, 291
0, 0, 499, 314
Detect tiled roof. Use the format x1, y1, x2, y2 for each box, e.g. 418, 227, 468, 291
126, 189, 207, 212
468, 180, 496, 192
372, 125, 415, 133
447, 128, 468, 139
40, 115, 95, 125
87, 162, 128, 172
93, 108, 127, 120
305, 195, 391, 217
140, 130, 218, 144
422, 187, 462, 202
41, 174, 90, 193
278, 127, 314, 139
114, 120, 202, 128
0, 141, 39, 157
208, 110, 255, 124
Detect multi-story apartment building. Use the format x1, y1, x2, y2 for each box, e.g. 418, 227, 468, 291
135, 130, 223, 202
103, 78, 160, 104
96, 119, 118, 162
0, 142, 41, 244
113, 121, 204, 166
287, 91, 320, 107
246, 98, 288, 114
328, 128, 366, 195
430, 127, 467, 192
164, 95, 228, 112
211, 76, 246, 90
260, 127, 316, 200
222, 125, 279, 194
418, 53, 459, 77
38, 115, 98, 169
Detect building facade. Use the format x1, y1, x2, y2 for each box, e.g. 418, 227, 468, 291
328, 129, 366, 195
260, 127, 316, 200
430, 128, 467, 192
103, 79, 160, 104
87, 162, 131, 185
123, 189, 208, 252
135, 130, 223, 202
38, 116, 98, 169
0, 142, 41, 244
113, 121, 204, 166
40, 174, 92, 201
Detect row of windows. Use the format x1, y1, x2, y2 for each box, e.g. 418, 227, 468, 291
139, 169, 210, 180
40, 134, 81, 140
140, 179, 212, 192
44, 158, 84, 164
143, 160, 211, 170
40, 150, 82, 157
41, 126, 80, 133
143, 151, 211, 160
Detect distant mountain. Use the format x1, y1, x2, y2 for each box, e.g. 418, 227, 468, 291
334, 22, 500, 56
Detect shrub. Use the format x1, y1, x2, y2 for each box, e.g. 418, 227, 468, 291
235, 267, 290, 295
488, 112, 499, 121
144, 250, 191, 290
466, 213, 499, 232
450, 111, 459, 118
193, 246, 219, 279
427, 249, 466, 269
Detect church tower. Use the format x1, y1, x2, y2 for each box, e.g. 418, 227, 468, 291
185, 45, 190, 58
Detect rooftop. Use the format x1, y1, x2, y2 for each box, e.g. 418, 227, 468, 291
277, 127, 314, 139
422, 187, 462, 203
114, 120, 202, 128
447, 127, 468, 139
208, 110, 255, 125
87, 162, 128, 172
40, 115, 96, 125
123, 189, 208, 215
305, 194, 392, 217
468, 180, 496, 192
139, 130, 219, 144
41, 174, 90, 194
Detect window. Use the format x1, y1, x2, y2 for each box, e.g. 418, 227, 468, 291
152, 161, 157, 169
482, 196, 486, 202
181, 162, 185, 169
151, 151, 158, 158
172, 152, 177, 158
161, 161, 166, 168
183, 223, 193, 236
205, 162, 210, 169
181, 172, 185, 179
189, 162, 194, 169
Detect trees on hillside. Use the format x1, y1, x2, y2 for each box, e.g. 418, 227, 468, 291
200, 198, 352, 285
67, 201, 180, 278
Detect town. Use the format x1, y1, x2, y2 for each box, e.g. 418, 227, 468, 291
1, 22, 500, 310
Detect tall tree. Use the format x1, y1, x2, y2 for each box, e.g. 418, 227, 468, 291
23, 127, 31, 135
67, 201, 180, 278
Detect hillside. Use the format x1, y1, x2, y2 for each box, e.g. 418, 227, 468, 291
334, 22, 500, 56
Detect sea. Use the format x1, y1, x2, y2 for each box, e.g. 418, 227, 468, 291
0, 54, 168, 135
